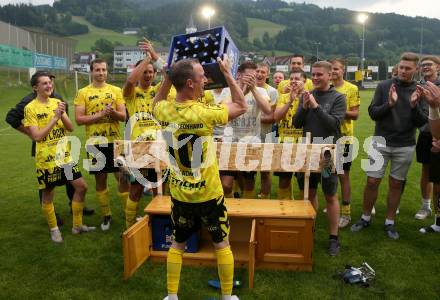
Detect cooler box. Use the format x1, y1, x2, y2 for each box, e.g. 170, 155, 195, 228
167, 26, 239, 90
151, 215, 199, 253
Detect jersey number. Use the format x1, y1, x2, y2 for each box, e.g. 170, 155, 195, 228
167, 133, 204, 169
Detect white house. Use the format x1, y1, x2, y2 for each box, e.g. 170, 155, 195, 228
123, 28, 140, 35
114, 46, 169, 71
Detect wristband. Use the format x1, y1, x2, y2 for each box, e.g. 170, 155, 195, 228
152, 58, 164, 71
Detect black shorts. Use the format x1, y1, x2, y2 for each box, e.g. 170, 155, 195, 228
125, 168, 157, 184
86, 143, 119, 174
37, 163, 82, 190
416, 132, 432, 164
171, 196, 230, 244
274, 172, 294, 179
219, 171, 256, 180
296, 172, 338, 196
429, 152, 440, 183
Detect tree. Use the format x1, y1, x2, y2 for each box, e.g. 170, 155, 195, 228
92, 39, 116, 54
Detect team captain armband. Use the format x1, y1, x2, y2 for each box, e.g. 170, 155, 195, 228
429, 106, 440, 120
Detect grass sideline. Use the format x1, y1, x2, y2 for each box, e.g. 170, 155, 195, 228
0, 77, 440, 299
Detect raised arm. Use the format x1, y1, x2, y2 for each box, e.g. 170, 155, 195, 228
251, 86, 272, 114
218, 55, 246, 120
123, 55, 151, 98
293, 97, 307, 128
153, 69, 172, 109
274, 94, 294, 122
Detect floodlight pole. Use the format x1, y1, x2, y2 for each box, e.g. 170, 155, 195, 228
361, 22, 365, 88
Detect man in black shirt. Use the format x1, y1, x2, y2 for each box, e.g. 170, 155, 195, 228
351, 53, 426, 239
294, 60, 346, 256
5, 71, 94, 225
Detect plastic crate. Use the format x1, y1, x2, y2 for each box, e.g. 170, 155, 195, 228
151, 215, 199, 253
167, 26, 239, 90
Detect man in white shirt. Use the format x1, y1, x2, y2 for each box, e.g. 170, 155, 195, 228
220, 61, 272, 199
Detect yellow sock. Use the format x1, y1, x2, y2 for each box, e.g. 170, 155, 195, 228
242, 189, 255, 199
278, 187, 292, 200
118, 191, 129, 210
216, 246, 234, 296
41, 202, 57, 230
96, 189, 111, 217
125, 197, 139, 228
224, 191, 233, 198
167, 247, 184, 295
72, 201, 84, 228
341, 204, 351, 216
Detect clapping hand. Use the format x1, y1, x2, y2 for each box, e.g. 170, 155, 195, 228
420, 82, 440, 107
103, 101, 115, 116
432, 137, 440, 153
139, 37, 157, 61
54, 102, 65, 119
388, 84, 398, 107
410, 85, 423, 108
304, 91, 318, 109
240, 73, 256, 92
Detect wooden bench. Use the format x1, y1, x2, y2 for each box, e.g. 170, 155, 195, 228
114, 139, 336, 288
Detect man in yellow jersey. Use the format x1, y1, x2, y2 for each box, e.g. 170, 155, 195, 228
330, 58, 360, 228
74, 58, 129, 231
273, 68, 306, 199
256, 63, 278, 199
278, 54, 314, 94
24, 72, 95, 243
153, 56, 246, 300
122, 39, 170, 228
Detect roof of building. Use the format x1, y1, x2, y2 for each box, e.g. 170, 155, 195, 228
263, 55, 296, 65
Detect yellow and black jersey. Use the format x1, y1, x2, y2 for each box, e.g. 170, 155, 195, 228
153, 99, 228, 203
276, 94, 303, 143
335, 80, 360, 142
23, 97, 72, 170
124, 85, 161, 141
74, 83, 125, 145
198, 90, 216, 105
278, 78, 313, 94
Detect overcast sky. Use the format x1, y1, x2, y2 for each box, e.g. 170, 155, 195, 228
0, 0, 439, 19
290, 0, 439, 19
